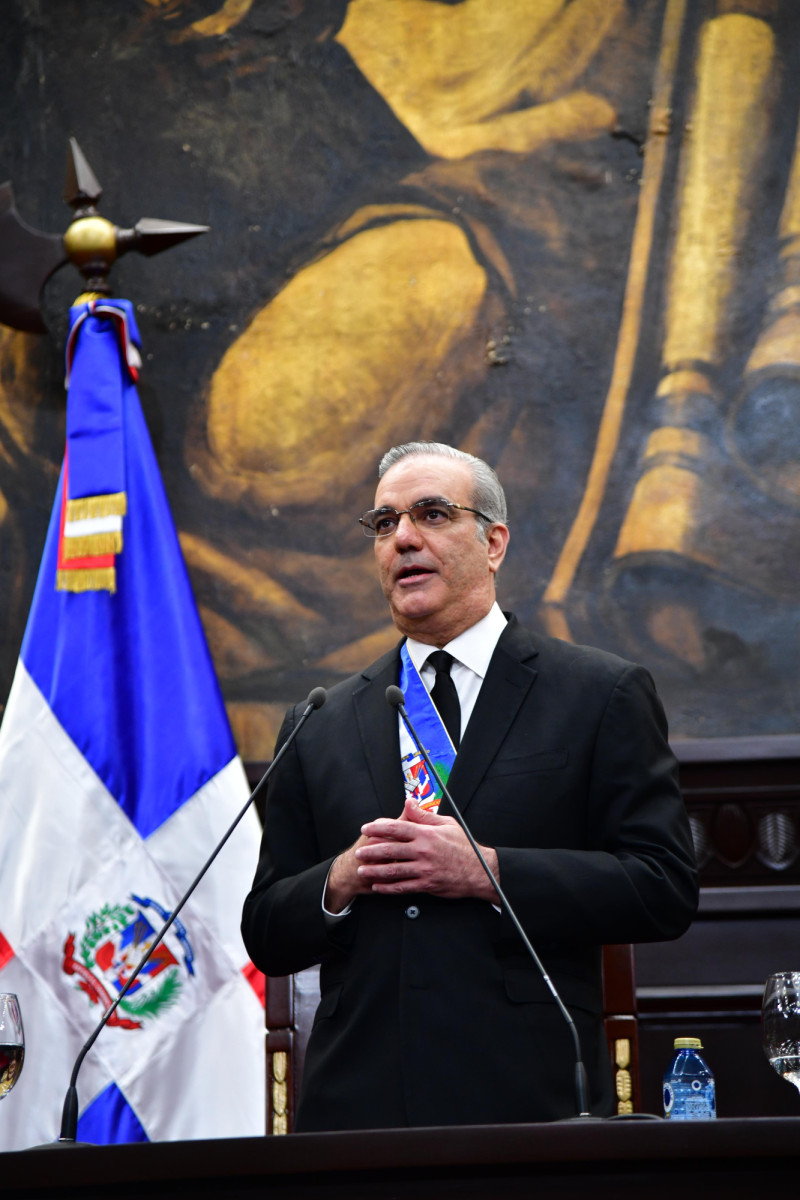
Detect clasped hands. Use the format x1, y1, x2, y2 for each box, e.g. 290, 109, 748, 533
325, 798, 499, 913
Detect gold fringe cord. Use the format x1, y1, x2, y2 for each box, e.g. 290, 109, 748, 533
65, 492, 127, 522
62, 531, 122, 559
56, 567, 117, 594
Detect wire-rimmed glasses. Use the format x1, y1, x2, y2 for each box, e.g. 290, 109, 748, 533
359, 496, 492, 537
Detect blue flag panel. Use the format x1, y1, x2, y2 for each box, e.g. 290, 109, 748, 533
22, 305, 236, 839
76, 1083, 149, 1145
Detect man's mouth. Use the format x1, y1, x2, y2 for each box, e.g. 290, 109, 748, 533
396, 565, 434, 584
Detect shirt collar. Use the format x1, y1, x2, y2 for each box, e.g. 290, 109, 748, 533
405, 602, 507, 679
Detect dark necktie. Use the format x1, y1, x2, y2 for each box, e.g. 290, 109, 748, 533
427, 650, 461, 749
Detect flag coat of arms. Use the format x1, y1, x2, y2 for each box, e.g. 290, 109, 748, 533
0, 301, 265, 1149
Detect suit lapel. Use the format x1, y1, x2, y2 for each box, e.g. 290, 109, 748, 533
352, 645, 406, 817
350, 618, 539, 820
448, 616, 539, 816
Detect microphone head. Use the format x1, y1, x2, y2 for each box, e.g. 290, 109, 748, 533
385, 685, 405, 710
306, 686, 327, 710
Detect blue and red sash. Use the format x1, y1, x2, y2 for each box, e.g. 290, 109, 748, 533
399, 642, 456, 812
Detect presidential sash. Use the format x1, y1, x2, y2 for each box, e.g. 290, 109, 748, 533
399, 642, 456, 813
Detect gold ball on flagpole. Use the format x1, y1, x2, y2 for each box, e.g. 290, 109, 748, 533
63, 215, 118, 267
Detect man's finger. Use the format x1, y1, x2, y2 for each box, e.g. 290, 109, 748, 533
356, 839, 416, 863
358, 861, 423, 886
400, 798, 449, 825
361, 817, 416, 841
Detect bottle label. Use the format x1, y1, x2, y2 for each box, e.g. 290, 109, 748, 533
683, 1091, 714, 1118
663, 1078, 716, 1120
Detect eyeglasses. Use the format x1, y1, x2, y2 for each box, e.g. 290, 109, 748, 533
358, 496, 493, 537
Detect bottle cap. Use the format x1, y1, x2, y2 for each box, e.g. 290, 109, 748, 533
673, 1037, 703, 1049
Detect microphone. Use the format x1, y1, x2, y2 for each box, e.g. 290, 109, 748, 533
57, 686, 327, 1144
386, 684, 591, 1119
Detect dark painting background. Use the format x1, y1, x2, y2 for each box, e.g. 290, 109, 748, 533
2, 0, 799, 760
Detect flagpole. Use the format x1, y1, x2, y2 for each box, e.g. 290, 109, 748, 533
1, 140, 272, 1153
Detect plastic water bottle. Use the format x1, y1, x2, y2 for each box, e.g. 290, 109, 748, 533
663, 1037, 716, 1120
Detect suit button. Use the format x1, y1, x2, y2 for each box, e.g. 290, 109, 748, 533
405, 905, 420, 919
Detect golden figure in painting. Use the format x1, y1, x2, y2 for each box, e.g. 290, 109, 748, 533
180, 0, 657, 751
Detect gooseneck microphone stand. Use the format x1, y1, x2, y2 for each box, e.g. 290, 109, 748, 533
57, 686, 327, 1144
386, 684, 591, 1119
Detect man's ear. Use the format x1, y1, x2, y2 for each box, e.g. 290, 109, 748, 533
487, 523, 510, 575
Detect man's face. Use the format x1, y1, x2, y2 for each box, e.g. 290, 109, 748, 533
372, 455, 509, 646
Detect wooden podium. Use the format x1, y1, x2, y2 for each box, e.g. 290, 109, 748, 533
4, 1118, 799, 1200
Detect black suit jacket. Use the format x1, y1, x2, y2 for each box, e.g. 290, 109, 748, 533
241, 617, 698, 1129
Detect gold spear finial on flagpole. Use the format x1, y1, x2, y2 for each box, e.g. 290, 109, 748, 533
0, 138, 209, 332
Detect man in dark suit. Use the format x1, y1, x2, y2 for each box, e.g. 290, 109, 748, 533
241, 441, 698, 1130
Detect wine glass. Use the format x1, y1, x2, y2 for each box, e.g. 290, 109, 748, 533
762, 972, 800, 1100
0, 993, 24, 1100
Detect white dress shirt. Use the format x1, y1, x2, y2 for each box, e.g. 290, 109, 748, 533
403, 601, 508, 742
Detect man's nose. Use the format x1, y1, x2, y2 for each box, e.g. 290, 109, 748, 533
393, 510, 423, 546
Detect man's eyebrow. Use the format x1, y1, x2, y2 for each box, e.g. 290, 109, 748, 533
371, 496, 451, 515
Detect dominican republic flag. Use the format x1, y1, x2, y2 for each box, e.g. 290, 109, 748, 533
0, 301, 265, 1149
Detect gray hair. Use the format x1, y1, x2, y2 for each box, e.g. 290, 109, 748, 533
378, 442, 507, 538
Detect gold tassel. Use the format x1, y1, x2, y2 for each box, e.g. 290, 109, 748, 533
61, 531, 122, 559
65, 492, 127, 522
56, 567, 117, 594
73, 292, 107, 306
